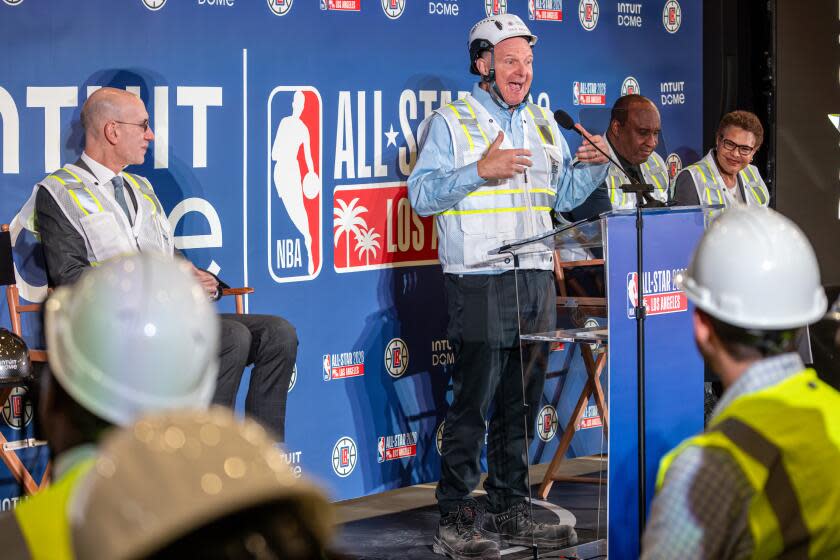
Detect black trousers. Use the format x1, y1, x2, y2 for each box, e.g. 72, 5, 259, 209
212, 313, 298, 440
436, 270, 555, 514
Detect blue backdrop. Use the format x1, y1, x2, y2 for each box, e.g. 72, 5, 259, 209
0, 0, 702, 504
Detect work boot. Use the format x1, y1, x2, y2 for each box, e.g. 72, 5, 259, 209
481, 501, 578, 548
433, 499, 501, 559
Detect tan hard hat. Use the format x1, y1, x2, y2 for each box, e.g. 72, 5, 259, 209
69, 407, 334, 559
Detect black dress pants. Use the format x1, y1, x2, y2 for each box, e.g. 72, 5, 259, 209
212, 313, 298, 441
436, 270, 555, 514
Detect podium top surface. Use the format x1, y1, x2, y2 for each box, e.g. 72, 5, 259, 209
489, 206, 708, 257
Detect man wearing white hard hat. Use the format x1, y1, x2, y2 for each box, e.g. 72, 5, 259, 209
642, 207, 840, 558
408, 13, 609, 558
0, 254, 220, 560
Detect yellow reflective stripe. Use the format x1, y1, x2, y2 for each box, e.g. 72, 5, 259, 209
749, 166, 758, 182
124, 173, 157, 215
704, 188, 712, 205
651, 174, 663, 192
537, 106, 556, 144
526, 106, 548, 145
67, 189, 90, 216
448, 104, 476, 152
49, 174, 67, 186
60, 167, 82, 183
749, 186, 762, 205
693, 165, 708, 184
441, 206, 552, 216
83, 188, 104, 212
716, 189, 723, 204
461, 100, 490, 147
609, 175, 617, 205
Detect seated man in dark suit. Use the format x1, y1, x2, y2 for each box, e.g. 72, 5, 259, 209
28, 87, 296, 440
561, 94, 670, 222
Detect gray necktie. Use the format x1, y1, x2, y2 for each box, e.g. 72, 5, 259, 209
111, 175, 132, 224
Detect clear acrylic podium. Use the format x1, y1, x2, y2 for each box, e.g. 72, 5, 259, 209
492, 207, 707, 557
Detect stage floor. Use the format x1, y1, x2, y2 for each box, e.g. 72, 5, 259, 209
333, 458, 608, 559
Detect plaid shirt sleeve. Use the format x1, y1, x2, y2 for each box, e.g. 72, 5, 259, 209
641, 445, 755, 559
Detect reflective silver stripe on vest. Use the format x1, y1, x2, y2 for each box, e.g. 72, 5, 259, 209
526, 104, 557, 147
446, 100, 489, 153
739, 167, 768, 206
712, 417, 811, 556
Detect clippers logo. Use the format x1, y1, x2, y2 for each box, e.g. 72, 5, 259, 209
579, 404, 603, 430
436, 421, 445, 455
662, 0, 681, 33
323, 350, 365, 381
529, 0, 562, 21
382, 0, 405, 19
267, 0, 293, 16
288, 364, 298, 392
666, 153, 683, 179
621, 76, 640, 96
384, 338, 409, 378
573, 81, 606, 106
2, 387, 33, 430
377, 431, 418, 462
268, 87, 322, 283
3, 0, 24, 6
333, 183, 438, 273
627, 268, 689, 319
142, 0, 166, 9
332, 436, 358, 477
537, 405, 558, 442
578, 0, 599, 31
485, 0, 506, 16
322, 0, 360, 9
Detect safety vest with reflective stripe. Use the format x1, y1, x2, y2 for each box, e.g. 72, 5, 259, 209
427, 95, 559, 273
13, 458, 95, 560
34, 165, 174, 266
680, 150, 769, 213
656, 369, 840, 559
604, 144, 670, 210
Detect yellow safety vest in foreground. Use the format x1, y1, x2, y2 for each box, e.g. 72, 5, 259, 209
14, 458, 95, 560
657, 369, 840, 559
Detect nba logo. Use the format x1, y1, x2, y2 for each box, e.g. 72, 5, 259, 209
323, 354, 332, 381
627, 271, 639, 318
377, 437, 386, 463
268, 86, 323, 283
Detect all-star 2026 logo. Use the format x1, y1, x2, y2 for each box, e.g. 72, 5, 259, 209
377, 431, 418, 462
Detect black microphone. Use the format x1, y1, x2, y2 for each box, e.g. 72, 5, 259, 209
553, 109, 673, 207
553, 109, 638, 185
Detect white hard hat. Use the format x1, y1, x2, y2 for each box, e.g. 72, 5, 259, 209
678, 207, 827, 330
45, 254, 220, 426
469, 14, 537, 75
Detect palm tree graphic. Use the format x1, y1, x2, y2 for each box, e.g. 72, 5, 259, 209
354, 227, 381, 266
334, 197, 369, 267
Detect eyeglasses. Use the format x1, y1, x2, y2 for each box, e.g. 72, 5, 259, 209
718, 136, 754, 157
114, 119, 151, 132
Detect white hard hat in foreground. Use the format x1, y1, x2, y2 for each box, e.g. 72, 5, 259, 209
44, 254, 220, 426
679, 207, 827, 330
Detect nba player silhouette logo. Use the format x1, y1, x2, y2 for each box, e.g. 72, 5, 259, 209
268, 87, 323, 282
